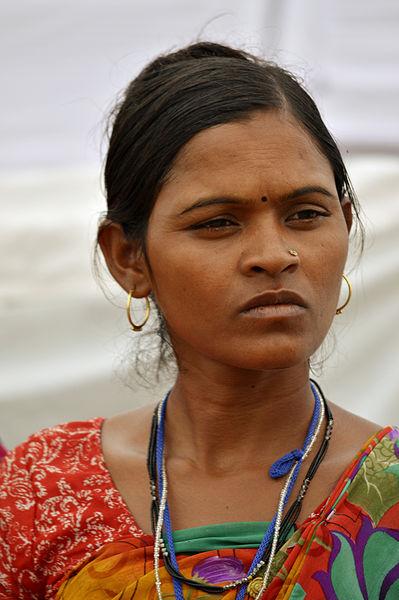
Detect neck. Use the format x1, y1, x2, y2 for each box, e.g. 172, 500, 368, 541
164, 360, 317, 473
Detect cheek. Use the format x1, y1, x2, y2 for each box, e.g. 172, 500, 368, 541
311, 227, 349, 319
147, 239, 233, 326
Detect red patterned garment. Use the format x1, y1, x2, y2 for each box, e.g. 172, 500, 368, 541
0, 419, 142, 600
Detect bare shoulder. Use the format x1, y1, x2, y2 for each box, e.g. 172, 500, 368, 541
100, 404, 158, 533
102, 403, 157, 457
329, 400, 383, 434
327, 400, 384, 463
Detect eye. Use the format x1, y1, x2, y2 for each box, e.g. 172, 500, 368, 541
190, 218, 238, 231
288, 209, 330, 221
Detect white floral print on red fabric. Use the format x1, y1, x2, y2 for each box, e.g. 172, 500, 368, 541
0, 418, 143, 600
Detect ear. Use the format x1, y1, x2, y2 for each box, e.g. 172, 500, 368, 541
341, 196, 353, 234
98, 222, 152, 297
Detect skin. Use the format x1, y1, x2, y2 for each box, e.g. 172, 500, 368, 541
100, 110, 381, 534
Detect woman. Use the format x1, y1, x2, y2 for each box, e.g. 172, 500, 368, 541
1, 42, 398, 600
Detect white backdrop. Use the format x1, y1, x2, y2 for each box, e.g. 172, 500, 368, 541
1, 0, 399, 448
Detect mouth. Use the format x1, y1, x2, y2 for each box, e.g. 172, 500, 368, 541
240, 289, 308, 315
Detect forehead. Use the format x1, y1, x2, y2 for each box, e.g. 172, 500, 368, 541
162, 110, 335, 200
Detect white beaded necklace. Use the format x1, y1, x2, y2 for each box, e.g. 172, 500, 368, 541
153, 392, 326, 599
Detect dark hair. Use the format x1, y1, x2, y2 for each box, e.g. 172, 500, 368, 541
97, 41, 364, 378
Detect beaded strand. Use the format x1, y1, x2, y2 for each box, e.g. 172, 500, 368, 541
149, 380, 333, 599
252, 391, 326, 600
153, 403, 170, 600
234, 382, 324, 600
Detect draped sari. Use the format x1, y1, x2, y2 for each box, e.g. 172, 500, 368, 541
56, 426, 399, 600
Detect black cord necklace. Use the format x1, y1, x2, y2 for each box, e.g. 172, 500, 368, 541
146, 378, 333, 594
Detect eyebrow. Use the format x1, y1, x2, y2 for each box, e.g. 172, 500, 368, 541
179, 186, 336, 216
285, 186, 336, 202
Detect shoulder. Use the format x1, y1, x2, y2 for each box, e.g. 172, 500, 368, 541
0, 417, 106, 507
351, 422, 399, 472
335, 423, 399, 528
102, 403, 157, 455
4, 417, 104, 464
0, 418, 141, 599
21, 416, 104, 452
0, 417, 106, 506
326, 401, 383, 465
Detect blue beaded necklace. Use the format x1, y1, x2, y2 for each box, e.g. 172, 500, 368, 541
151, 381, 329, 599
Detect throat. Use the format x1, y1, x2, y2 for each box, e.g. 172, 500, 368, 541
150, 378, 329, 529
162, 377, 318, 473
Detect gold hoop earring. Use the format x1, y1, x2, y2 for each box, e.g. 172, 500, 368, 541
126, 290, 151, 331
336, 274, 352, 315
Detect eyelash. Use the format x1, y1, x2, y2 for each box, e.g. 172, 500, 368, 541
190, 218, 236, 230
191, 210, 330, 231
288, 209, 330, 221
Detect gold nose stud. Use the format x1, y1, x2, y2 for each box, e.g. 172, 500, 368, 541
288, 249, 298, 257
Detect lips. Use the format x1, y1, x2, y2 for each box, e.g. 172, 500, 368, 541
240, 289, 307, 313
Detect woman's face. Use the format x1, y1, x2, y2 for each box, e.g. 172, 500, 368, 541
143, 110, 352, 371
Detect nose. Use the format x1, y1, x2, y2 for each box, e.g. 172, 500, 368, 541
238, 221, 300, 278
